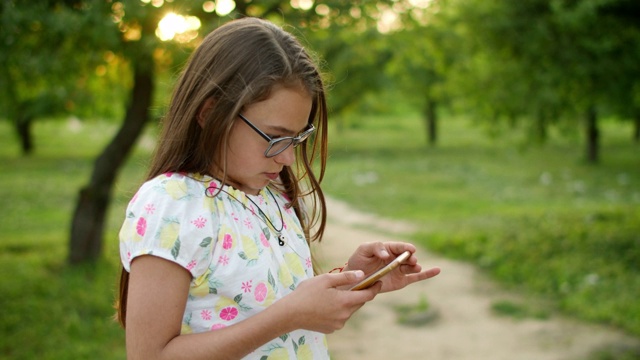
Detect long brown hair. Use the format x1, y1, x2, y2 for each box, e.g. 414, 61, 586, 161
116, 17, 328, 328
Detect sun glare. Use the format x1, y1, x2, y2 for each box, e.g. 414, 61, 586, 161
291, 0, 314, 11
156, 12, 201, 42
215, 0, 236, 16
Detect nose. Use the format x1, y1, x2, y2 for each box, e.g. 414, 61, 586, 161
272, 144, 295, 166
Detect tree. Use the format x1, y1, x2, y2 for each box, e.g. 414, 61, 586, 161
0, 0, 117, 155
69, 0, 193, 263
440, 0, 640, 162
67, 0, 424, 263
385, 1, 453, 146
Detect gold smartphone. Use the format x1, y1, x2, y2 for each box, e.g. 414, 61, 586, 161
349, 251, 411, 291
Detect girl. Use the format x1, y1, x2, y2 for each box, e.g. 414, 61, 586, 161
117, 17, 440, 359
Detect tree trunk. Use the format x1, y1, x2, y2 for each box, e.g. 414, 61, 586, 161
585, 106, 599, 164
634, 113, 640, 143
535, 111, 547, 143
424, 98, 437, 146
68, 58, 154, 264
15, 115, 34, 155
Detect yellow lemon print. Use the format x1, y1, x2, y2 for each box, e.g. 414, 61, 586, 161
203, 194, 215, 212
165, 180, 189, 200
159, 222, 180, 249
241, 235, 259, 261
284, 253, 305, 277
191, 270, 212, 297
267, 347, 289, 360
120, 219, 142, 243
296, 344, 313, 360
263, 281, 276, 307
278, 263, 294, 289
180, 323, 193, 335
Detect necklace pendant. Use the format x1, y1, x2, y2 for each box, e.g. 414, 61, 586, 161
278, 234, 285, 246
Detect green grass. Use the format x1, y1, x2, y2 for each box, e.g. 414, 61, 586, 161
322, 113, 640, 336
0, 112, 638, 358
0, 119, 149, 359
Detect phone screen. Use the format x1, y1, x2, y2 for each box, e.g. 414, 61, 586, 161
349, 251, 411, 291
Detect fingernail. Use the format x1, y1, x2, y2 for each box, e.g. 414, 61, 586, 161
381, 250, 389, 258
354, 270, 364, 278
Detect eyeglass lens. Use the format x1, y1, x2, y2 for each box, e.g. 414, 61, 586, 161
266, 139, 295, 157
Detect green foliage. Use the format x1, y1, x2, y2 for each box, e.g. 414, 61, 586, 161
0, 1, 122, 122
491, 300, 550, 320
394, 294, 437, 326
589, 344, 640, 360
322, 111, 640, 336
428, 209, 640, 333
441, 0, 640, 126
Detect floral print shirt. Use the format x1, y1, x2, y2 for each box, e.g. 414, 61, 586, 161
119, 172, 330, 359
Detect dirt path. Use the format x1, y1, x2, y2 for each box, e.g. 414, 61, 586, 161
315, 198, 639, 360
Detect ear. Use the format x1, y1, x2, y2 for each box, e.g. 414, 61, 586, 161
197, 98, 216, 128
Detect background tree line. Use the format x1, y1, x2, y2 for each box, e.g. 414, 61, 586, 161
1, 0, 638, 263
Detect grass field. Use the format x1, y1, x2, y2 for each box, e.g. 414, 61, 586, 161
0, 113, 638, 358
323, 113, 640, 339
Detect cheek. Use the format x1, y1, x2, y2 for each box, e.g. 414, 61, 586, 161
226, 128, 265, 164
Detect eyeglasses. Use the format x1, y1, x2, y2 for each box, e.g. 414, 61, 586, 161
238, 113, 316, 158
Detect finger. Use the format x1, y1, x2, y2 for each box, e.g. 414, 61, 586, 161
376, 244, 391, 260
386, 242, 417, 258
328, 270, 365, 287
398, 263, 423, 274
357, 241, 387, 258
404, 267, 442, 284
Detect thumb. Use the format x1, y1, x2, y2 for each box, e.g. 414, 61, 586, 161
329, 270, 365, 288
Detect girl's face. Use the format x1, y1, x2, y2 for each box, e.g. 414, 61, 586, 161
222, 83, 312, 195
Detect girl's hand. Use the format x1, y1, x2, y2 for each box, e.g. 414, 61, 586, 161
345, 242, 441, 293
283, 271, 382, 334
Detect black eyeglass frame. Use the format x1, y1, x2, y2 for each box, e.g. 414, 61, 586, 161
238, 113, 316, 158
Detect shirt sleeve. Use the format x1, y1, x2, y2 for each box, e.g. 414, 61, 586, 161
119, 173, 217, 278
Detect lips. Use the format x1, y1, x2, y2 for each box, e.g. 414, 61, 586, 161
265, 172, 279, 180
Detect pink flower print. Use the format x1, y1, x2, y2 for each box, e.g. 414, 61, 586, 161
211, 324, 226, 331
254, 282, 267, 302
231, 212, 239, 222
219, 306, 238, 321
243, 218, 253, 229
191, 216, 206, 228
222, 234, 233, 250
127, 251, 131, 261
201, 309, 212, 321
305, 257, 312, 268
259, 232, 269, 247
218, 255, 229, 266
136, 217, 147, 236
186, 260, 197, 271
241, 280, 253, 293
285, 206, 293, 215
206, 182, 218, 196
144, 203, 155, 214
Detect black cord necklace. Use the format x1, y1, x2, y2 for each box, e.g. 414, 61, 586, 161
206, 185, 286, 246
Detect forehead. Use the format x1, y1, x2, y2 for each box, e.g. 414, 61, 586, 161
243, 84, 313, 133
